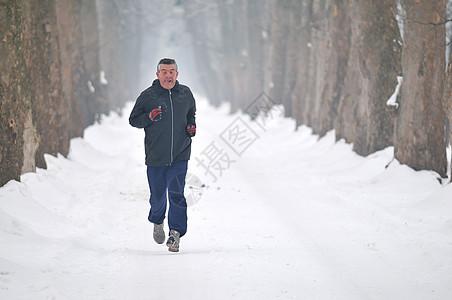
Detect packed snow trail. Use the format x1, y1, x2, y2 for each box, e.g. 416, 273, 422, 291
0, 97, 451, 299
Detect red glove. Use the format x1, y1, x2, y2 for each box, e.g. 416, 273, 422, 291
149, 106, 162, 122
186, 124, 196, 137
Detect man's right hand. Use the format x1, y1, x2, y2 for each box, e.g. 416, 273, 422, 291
149, 106, 162, 122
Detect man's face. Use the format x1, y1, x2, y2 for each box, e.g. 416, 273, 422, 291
157, 64, 178, 90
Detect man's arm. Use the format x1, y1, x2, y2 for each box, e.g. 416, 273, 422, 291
129, 93, 153, 128
187, 93, 196, 126
186, 93, 196, 137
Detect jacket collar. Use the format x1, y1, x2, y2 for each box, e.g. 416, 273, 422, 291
152, 79, 180, 94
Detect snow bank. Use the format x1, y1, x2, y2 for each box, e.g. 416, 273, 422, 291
0, 97, 451, 299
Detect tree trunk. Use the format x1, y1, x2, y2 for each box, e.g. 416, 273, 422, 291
0, 0, 32, 185
309, 0, 335, 137
395, 0, 447, 177
217, 0, 249, 112
334, 0, 364, 147
55, 0, 85, 142
292, 0, 313, 127
183, 0, 224, 106
326, 0, 351, 138
357, 0, 401, 155
21, 0, 65, 170
96, 0, 139, 113
246, 0, 271, 110
443, 53, 452, 181
335, 0, 401, 156
268, 0, 290, 110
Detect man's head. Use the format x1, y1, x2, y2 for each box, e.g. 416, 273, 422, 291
156, 58, 178, 90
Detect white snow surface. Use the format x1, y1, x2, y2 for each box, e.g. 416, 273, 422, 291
1, 96, 451, 300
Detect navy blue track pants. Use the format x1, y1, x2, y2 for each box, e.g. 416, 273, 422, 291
146, 160, 188, 237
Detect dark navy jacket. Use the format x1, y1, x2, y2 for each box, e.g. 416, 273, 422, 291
129, 79, 196, 166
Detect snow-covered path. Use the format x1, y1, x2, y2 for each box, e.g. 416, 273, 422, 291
1, 97, 451, 299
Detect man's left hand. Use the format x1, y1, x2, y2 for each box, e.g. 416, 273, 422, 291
186, 124, 196, 137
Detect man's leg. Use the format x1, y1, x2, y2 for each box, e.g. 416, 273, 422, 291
146, 166, 168, 225
167, 160, 188, 238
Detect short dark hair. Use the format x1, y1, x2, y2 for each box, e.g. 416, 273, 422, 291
157, 58, 178, 72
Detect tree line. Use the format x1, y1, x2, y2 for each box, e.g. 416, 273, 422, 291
183, 0, 452, 181
0, 0, 144, 186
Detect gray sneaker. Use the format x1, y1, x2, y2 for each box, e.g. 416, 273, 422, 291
153, 223, 165, 244
166, 230, 180, 252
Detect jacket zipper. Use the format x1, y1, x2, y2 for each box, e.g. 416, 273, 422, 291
169, 89, 174, 165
